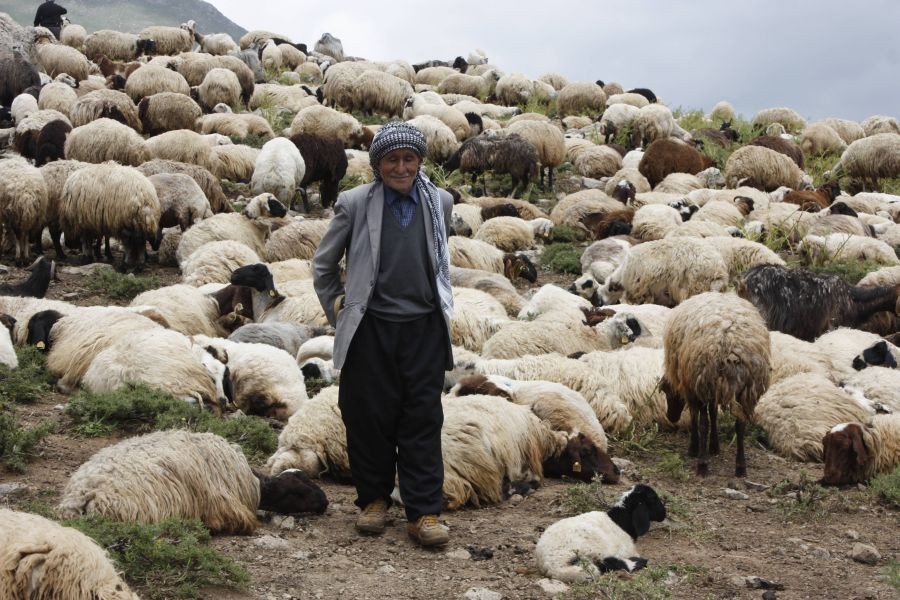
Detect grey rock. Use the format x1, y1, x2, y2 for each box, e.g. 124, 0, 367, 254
762, 591, 778, 600
376, 565, 396, 574
464, 588, 502, 600
845, 529, 860, 540
278, 516, 296, 530
0, 483, 27, 498
812, 547, 830, 559
612, 457, 635, 472
447, 549, 471, 561
62, 292, 79, 300
849, 543, 880, 565
254, 535, 291, 551
291, 551, 311, 560
581, 177, 605, 189
732, 576, 784, 590
722, 488, 750, 500
743, 480, 770, 492
536, 579, 569, 595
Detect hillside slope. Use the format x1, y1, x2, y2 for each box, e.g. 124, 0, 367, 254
0, 0, 246, 39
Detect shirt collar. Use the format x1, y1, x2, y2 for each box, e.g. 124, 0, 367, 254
383, 182, 419, 205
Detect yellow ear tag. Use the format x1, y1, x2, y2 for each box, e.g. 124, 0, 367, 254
36, 341, 46, 350
573, 461, 582, 473
620, 335, 631, 345
234, 303, 243, 313
268, 289, 276, 297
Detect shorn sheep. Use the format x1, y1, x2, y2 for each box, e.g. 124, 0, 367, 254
821, 414, 900, 485
662, 292, 771, 476
58, 430, 327, 534
535, 484, 667, 582
0, 508, 139, 600
738, 264, 900, 341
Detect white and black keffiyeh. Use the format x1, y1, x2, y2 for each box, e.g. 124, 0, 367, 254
370, 122, 454, 318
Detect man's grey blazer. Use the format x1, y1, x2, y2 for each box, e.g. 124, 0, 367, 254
312, 181, 454, 370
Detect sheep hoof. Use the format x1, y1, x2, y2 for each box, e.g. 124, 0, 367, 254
695, 463, 709, 477
735, 465, 747, 477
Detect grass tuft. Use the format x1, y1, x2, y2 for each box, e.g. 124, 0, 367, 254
561, 475, 609, 514
0, 347, 54, 404
0, 407, 56, 472
767, 471, 851, 521
65, 385, 277, 462
882, 561, 900, 593
563, 563, 702, 600
86, 269, 161, 301
65, 516, 249, 599
550, 224, 586, 243
540, 243, 582, 275
654, 451, 689, 482
870, 465, 900, 508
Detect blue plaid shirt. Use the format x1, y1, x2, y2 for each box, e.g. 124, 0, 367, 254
384, 184, 419, 228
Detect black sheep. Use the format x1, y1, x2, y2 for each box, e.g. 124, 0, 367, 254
0, 257, 56, 298
289, 133, 348, 211
0, 50, 41, 107
34, 119, 71, 166
627, 87, 658, 103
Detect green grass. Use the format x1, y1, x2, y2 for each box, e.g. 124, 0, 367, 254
520, 96, 557, 118
653, 451, 689, 482
65, 385, 277, 462
229, 132, 268, 149
551, 224, 586, 243
87, 269, 161, 301
65, 516, 249, 600
609, 422, 670, 456
870, 465, 900, 509
561, 475, 609, 514
767, 471, 851, 521
800, 259, 884, 285
562, 564, 702, 600
0, 347, 54, 404
882, 561, 900, 593
541, 243, 582, 275
351, 111, 394, 126
0, 407, 56, 472
338, 174, 364, 193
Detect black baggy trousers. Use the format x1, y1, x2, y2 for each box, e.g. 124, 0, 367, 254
338, 309, 447, 521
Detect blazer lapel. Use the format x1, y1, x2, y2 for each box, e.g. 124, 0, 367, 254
421, 189, 438, 274
366, 183, 383, 272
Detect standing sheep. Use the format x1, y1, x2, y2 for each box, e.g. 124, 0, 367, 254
251, 137, 306, 210
289, 133, 348, 210
148, 173, 212, 233
124, 64, 191, 102
289, 104, 367, 148
0, 158, 49, 266
556, 81, 606, 116
662, 292, 771, 476
724, 144, 810, 191
506, 119, 566, 191
197, 67, 241, 112
70, 89, 142, 132
64, 118, 148, 166
826, 133, 900, 191
638, 137, 713, 187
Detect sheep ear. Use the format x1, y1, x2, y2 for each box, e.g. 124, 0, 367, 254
850, 428, 868, 467
631, 503, 650, 538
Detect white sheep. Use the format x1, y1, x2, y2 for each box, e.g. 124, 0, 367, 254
210, 143, 259, 182
813, 328, 900, 381
10, 92, 38, 124
704, 236, 786, 279
350, 69, 414, 117
630, 204, 682, 240
725, 144, 811, 191
0, 158, 49, 265
556, 81, 605, 116
124, 64, 190, 102
754, 373, 874, 462
138, 24, 193, 55
148, 172, 212, 232
289, 104, 366, 147
449, 266, 526, 316
70, 88, 142, 131
196, 112, 275, 140
249, 83, 318, 113
230, 322, 325, 357
799, 232, 899, 266
64, 117, 148, 166
0, 508, 139, 600
181, 239, 262, 287
250, 137, 306, 209
130, 283, 224, 337
402, 94, 470, 141
37, 77, 78, 117
197, 67, 241, 111
0, 315, 17, 369
821, 414, 900, 485
535, 484, 667, 582
193, 334, 308, 421
405, 114, 460, 163
842, 367, 900, 411
34, 37, 90, 81
264, 217, 329, 262
752, 107, 807, 133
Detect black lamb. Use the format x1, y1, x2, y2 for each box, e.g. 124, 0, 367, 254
289, 133, 348, 211
34, 119, 71, 166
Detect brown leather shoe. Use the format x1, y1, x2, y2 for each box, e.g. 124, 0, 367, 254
356, 499, 388, 534
407, 515, 449, 547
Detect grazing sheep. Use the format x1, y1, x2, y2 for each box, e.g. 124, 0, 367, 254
350, 70, 414, 117
13, 109, 71, 160
755, 373, 875, 462
405, 114, 460, 163
752, 106, 807, 134
265, 218, 329, 262
580, 238, 632, 283
0, 158, 49, 266
724, 144, 809, 191
708, 100, 736, 124
314, 32, 344, 62
148, 172, 212, 234
194, 31, 239, 55
193, 334, 308, 421
449, 266, 526, 316
59, 431, 326, 534
182, 239, 262, 287
507, 119, 566, 190
145, 129, 220, 172
861, 115, 900, 137
10, 92, 38, 123
248, 83, 317, 113
137, 158, 229, 214
402, 95, 470, 142
800, 122, 847, 156
70, 88, 142, 131
138, 24, 193, 55
0, 508, 139, 600
442, 134, 539, 196
821, 414, 900, 485
607, 92, 651, 108
210, 143, 259, 182
822, 117, 865, 144
124, 64, 190, 102
556, 81, 606, 116
662, 292, 771, 476
638, 138, 713, 187
60, 162, 160, 268
33, 118, 70, 166
473, 215, 536, 251
635, 104, 689, 146
826, 133, 900, 191
800, 233, 899, 266
738, 264, 900, 341
288, 133, 348, 210
34, 38, 90, 82
630, 204, 683, 241
38, 79, 77, 117
535, 484, 666, 582
251, 137, 306, 209
748, 135, 805, 169
80, 328, 231, 411
64, 118, 147, 166
197, 67, 241, 111
573, 145, 623, 179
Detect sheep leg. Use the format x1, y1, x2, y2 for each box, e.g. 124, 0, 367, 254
687, 408, 699, 457
14, 230, 30, 267
540, 166, 545, 189
104, 237, 113, 261
696, 403, 710, 476
734, 419, 747, 477
299, 188, 310, 213
548, 167, 555, 192
708, 402, 720, 455
50, 224, 65, 259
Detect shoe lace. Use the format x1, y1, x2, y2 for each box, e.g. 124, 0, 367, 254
419, 515, 440, 527
364, 501, 385, 515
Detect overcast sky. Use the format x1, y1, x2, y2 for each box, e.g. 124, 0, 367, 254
207, 0, 899, 122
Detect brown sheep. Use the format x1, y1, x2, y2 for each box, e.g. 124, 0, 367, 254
580, 208, 634, 240
638, 138, 714, 187
782, 181, 841, 211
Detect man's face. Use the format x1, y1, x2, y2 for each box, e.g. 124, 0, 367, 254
377, 148, 423, 194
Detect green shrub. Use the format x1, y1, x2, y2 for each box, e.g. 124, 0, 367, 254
870, 465, 900, 508
550, 224, 585, 243
563, 564, 701, 600
803, 259, 884, 285
0, 347, 53, 404
541, 243, 582, 275
561, 476, 608, 514
883, 561, 900, 593
66, 385, 277, 462
65, 516, 249, 599
86, 269, 161, 301
0, 407, 56, 472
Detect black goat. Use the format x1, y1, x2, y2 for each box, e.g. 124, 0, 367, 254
0, 257, 56, 298
289, 133, 348, 211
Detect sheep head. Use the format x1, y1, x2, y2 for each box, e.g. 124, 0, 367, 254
609, 483, 667, 539
821, 423, 869, 486
544, 432, 620, 484
852, 340, 897, 370
503, 253, 537, 283
257, 469, 328, 514
26, 309, 64, 351
450, 374, 512, 400
0, 313, 16, 334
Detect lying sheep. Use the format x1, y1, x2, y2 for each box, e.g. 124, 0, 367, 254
0, 508, 139, 600
448, 236, 537, 282
449, 266, 526, 316
181, 239, 262, 287
58, 430, 327, 534
264, 218, 329, 262
130, 283, 224, 337
821, 414, 900, 485
799, 233, 899, 266
663, 292, 771, 476
0, 314, 17, 369
535, 484, 666, 582
229, 322, 326, 357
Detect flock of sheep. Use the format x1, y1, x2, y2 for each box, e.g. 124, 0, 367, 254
1, 9, 900, 597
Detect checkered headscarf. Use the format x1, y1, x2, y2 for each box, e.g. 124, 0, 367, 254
369, 122, 453, 319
